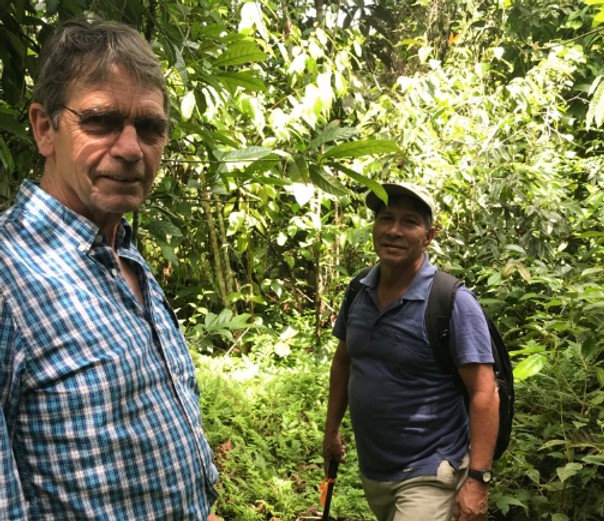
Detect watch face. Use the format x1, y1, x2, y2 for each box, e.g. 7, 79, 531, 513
469, 469, 493, 484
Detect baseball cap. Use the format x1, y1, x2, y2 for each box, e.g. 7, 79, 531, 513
365, 182, 436, 219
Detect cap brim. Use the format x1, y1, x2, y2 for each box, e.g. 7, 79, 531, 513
366, 183, 433, 216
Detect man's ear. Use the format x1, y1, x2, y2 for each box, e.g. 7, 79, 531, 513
424, 226, 435, 246
29, 103, 55, 158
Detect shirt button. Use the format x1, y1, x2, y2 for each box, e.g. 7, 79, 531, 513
111, 268, 118, 277
94, 234, 104, 244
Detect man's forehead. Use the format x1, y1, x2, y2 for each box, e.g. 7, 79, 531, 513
65, 70, 165, 110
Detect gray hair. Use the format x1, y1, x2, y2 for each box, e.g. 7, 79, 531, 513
32, 16, 169, 126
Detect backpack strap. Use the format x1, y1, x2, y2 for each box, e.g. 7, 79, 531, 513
342, 266, 373, 320
425, 271, 464, 371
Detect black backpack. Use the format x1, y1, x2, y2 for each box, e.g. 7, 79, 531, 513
343, 268, 514, 460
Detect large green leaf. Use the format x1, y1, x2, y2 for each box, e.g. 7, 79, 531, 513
321, 139, 400, 159
333, 164, 385, 195
308, 125, 358, 150
213, 40, 267, 67
221, 146, 275, 162
308, 165, 348, 196
287, 155, 310, 183
216, 71, 267, 93
586, 77, 604, 129
556, 462, 583, 483
513, 353, 546, 381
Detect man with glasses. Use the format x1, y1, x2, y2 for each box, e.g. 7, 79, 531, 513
0, 17, 220, 520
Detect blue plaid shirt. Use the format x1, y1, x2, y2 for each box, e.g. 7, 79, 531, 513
0, 181, 218, 520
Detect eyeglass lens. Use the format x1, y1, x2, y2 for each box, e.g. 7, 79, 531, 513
66, 107, 169, 144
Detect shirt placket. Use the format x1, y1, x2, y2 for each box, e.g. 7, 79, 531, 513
146, 283, 212, 477
88, 233, 213, 495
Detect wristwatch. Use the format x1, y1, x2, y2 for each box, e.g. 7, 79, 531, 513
467, 468, 493, 484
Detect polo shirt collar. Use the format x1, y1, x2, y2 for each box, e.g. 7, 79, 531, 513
361, 254, 436, 301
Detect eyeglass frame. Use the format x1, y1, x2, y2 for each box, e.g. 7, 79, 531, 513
58, 104, 171, 145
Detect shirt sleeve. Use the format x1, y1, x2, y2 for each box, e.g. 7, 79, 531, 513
449, 286, 494, 367
0, 294, 28, 519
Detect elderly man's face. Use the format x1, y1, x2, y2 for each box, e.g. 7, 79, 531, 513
372, 197, 434, 270
30, 65, 168, 229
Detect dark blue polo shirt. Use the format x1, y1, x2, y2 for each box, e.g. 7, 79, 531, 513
333, 256, 493, 481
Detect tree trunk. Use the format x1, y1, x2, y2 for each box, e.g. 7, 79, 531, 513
200, 171, 227, 306
312, 189, 323, 344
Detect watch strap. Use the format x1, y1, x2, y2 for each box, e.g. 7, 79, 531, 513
467, 468, 493, 484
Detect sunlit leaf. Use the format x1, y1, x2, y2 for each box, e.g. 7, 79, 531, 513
582, 455, 604, 466
586, 79, 604, 128
181, 90, 196, 120
517, 263, 531, 282
556, 463, 583, 483
216, 71, 267, 92
539, 439, 567, 450
291, 183, 314, 206
222, 146, 274, 162
321, 139, 400, 159
214, 40, 267, 67
513, 353, 546, 381
504, 244, 526, 255
274, 341, 291, 357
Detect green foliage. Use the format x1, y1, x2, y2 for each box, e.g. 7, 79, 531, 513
186, 306, 260, 354
2, 0, 604, 519
495, 344, 604, 520
193, 344, 373, 520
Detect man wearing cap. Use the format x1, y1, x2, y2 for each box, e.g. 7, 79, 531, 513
322, 182, 499, 521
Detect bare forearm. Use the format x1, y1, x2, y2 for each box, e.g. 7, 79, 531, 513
325, 355, 349, 433
467, 385, 499, 469
323, 341, 350, 465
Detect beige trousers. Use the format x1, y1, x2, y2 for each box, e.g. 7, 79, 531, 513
360, 455, 469, 521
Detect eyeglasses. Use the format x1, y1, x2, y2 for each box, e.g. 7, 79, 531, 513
59, 105, 170, 145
